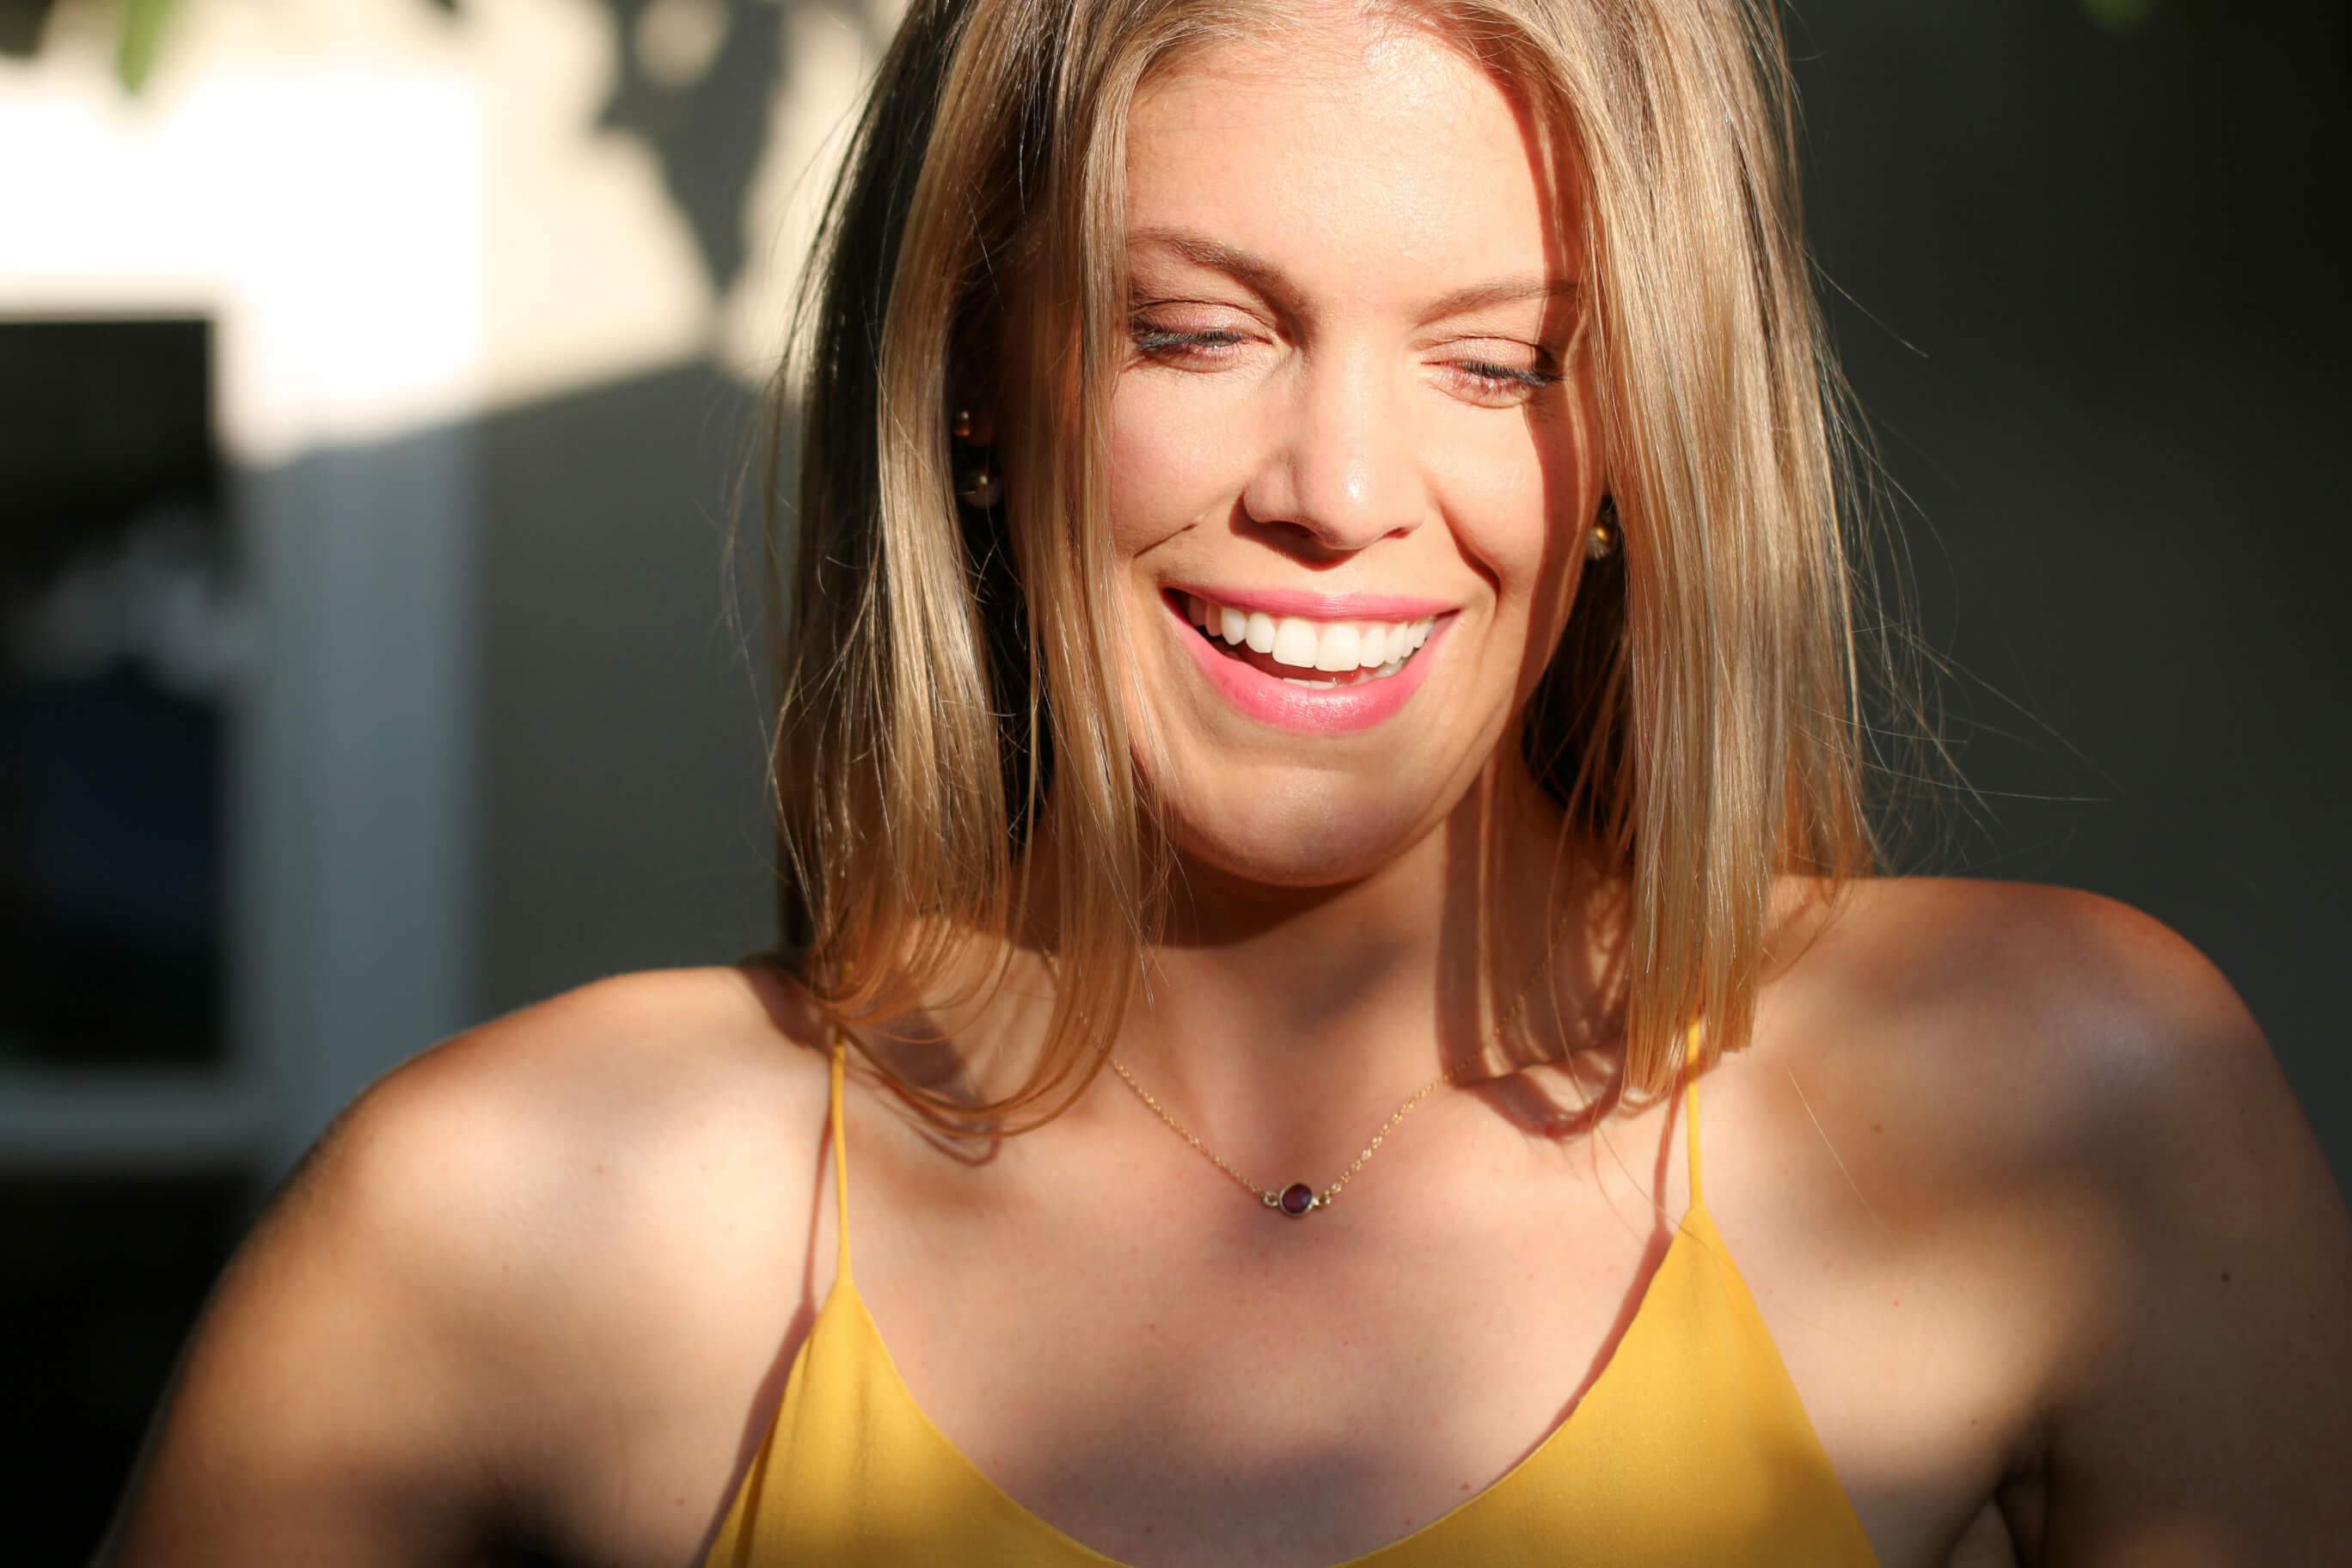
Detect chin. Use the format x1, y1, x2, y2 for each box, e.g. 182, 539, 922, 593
1149, 765, 1447, 892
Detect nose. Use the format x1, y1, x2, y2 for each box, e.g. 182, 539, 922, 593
1238, 349, 1424, 554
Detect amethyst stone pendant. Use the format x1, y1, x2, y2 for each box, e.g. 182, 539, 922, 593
1277, 1182, 1318, 1216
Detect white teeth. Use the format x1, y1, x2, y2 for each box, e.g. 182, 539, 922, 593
1314, 623, 1360, 672
1270, 617, 1320, 669
1184, 592, 1439, 677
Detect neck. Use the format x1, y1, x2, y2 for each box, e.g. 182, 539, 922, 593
1093, 759, 1610, 1166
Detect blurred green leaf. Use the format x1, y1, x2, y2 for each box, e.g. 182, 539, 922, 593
116, 0, 176, 93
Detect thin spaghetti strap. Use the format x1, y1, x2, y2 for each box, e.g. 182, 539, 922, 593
1684, 1076, 1707, 1213
829, 1027, 853, 1284
1682, 1019, 1706, 1213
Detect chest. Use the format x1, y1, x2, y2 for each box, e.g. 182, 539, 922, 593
851, 1192, 2031, 1565
548, 1075, 2053, 1568
863, 1186, 1700, 1563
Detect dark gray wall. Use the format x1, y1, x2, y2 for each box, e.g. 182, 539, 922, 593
478, 365, 777, 1015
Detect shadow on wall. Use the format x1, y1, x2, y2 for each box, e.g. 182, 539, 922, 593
475, 358, 782, 1014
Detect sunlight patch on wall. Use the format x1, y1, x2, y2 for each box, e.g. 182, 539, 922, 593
0, 0, 775, 462
475, 0, 714, 415
718, 0, 902, 392
0, 4, 487, 466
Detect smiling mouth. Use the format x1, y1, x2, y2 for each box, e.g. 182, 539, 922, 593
1172, 591, 1436, 689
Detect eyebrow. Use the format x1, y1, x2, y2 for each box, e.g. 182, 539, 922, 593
1128, 225, 1579, 323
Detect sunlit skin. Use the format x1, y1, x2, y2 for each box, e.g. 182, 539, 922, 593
1085, 13, 1612, 1150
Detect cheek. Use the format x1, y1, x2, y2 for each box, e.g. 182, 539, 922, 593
1447, 381, 1606, 618
1425, 433, 1564, 610
1107, 377, 1248, 553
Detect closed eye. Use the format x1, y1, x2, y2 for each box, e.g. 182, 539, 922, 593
1453, 361, 1558, 390
1130, 321, 1253, 362
1128, 317, 1563, 405
1436, 353, 1563, 407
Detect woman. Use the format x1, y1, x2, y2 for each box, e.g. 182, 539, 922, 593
101, 1, 2349, 1564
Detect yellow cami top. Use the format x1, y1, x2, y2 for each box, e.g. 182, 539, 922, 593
705, 1036, 1881, 1565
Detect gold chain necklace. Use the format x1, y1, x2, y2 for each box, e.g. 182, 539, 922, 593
1106, 918, 1566, 1219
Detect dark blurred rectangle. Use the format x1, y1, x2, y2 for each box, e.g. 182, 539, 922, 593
2, 316, 230, 1070
0, 1170, 248, 1560
0, 318, 217, 573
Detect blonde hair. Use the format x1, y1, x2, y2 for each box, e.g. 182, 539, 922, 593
751, 0, 1889, 1128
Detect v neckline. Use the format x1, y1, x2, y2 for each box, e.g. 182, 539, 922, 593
824, 1205, 1711, 1568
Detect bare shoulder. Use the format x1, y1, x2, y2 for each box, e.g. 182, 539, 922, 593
332, 962, 840, 1541
351, 961, 836, 1224
1762, 875, 2282, 1179
305, 961, 837, 1363
1761, 876, 2352, 1558
1779, 873, 2247, 1034
101, 962, 836, 1567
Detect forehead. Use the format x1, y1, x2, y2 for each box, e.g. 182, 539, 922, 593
1124, 16, 1576, 292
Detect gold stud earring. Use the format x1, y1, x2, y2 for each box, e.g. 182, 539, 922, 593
951, 406, 1000, 506
1586, 496, 1620, 562
956, 464, 1005, 508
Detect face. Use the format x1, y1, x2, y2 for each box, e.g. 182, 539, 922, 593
1107, 13, 1606, 891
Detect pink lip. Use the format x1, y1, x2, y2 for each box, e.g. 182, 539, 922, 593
1167, 593, 1447, 734
1167, 584, 1456, 622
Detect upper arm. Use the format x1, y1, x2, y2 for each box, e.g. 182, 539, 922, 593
95, 1052, 536, 1566
95, 964, 836, 1568
2027, 895, 2352, 1563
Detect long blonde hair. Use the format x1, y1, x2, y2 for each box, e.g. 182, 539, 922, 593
751, 0, 1890, 1129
